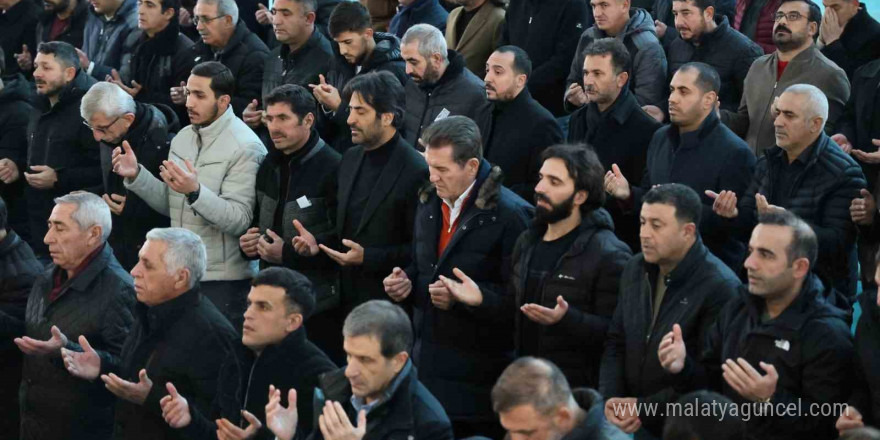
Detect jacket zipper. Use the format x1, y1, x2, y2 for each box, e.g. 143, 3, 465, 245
240, 353, 260, 428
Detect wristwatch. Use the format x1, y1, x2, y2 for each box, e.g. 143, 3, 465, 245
186, 185, 201, 205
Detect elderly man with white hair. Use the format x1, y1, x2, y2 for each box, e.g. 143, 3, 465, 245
709, 83, 867, 300
400, 23, 490, 148
63, 227, 238, 440
80, 82, 171, 270
15, 191, 136, 440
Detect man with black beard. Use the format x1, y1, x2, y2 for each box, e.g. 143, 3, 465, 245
510, 144, 631, 389
14, 0, 90, 74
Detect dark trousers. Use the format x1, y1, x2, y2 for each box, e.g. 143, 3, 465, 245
201, 279, 251, 333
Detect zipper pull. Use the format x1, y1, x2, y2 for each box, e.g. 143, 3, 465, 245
529, 16, 533, 24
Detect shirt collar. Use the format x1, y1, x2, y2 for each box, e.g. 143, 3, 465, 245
350, 359, 412, 414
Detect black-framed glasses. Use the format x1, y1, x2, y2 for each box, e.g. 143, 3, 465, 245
772, 11, 804, 22
192, 14, 227, 26
83, 116, 121, 135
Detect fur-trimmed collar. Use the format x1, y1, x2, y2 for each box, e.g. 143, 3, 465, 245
418, 160, 504, 211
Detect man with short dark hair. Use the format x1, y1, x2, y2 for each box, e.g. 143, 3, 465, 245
294, 71, 427, 315
818, 0, 880, 80
401, 23, 490, 149
482, 45, 562, 202
605, 62, 755, 270
492, 357, 629, 440
383, 115, 532, 438
721, 0, 850, 155
511, 145, 631, 389
158, 267, 337, 440
313, 1, 407, 152
265, 300, 454, 440
114, 61, 267, 328
239, 84, 343, 362
25, 41, 101, 262
567, 38, 662, 251
18, 192, 135, 440
600, 184, 739, 438
659, 210, 854, 440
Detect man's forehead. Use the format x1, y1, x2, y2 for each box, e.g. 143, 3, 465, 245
778, 1, 807, 13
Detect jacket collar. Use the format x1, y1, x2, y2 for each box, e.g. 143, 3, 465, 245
690, 15, 731, 46
744, 272, 846, 331
38, 70, 91, 112
491, 86, 532, 115
773, 43, 822, 68
644, 236, 708, 288
137, 286, 202, 334
521, 207, 616, 255
666, 110, 720, 148
840, 4, 880, 49
420, 49, 466, 91
258, 327, 309, 362
89, 0, 135, 23
587, 84, 638, 126
418, 159, 503, 211
140, 19, 181, 56
363, 32, 403, 72
766, 132, 828, 167
281, 26, 324, 59
192, 104, 235, 142
221, 20, 249, 53
67, 242, 117, 292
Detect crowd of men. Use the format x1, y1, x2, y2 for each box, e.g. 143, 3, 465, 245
1, 0, 880, 438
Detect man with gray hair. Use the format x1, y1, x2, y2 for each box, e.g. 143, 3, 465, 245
15, 191, 135, 440
400, 23, 490, 148
184, 0, 270, 116
491, 357, 628, 440
265, 299, 453, 440
62, 227, 238, 440
710, 83, 866, 299
80, 81, 171, 270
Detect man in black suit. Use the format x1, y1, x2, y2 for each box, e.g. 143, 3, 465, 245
292, 71, 427, 314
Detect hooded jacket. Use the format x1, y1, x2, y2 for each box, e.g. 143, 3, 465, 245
191, 20, 270, 116
125, 105, 267, 281
600, 237, 740, 437
389, 0, 449, 39
721, 45, 851, 156
321, 32, 407, 152
0, 74, 36, 241
565, 8, 667, 112
665, 16, 764, 112
120, 22, 195, 126
82, 0, 138, 79
501, 0, 593, 116
820, 3, 880, 80
671, 274, 854, 440
99, 102, 172, 270
402, 49, 491, 148
21, 244, 136, 440
26, 70, 102, 256
511, 209, 632, 388
406, 160, 532, 422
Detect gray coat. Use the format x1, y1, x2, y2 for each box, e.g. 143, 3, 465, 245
721, 45, 851, 156
82, 0, 139, 79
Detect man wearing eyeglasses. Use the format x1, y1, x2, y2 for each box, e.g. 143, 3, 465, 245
79, 82, 171, 271
178, 0, 270, 117
720, 0, 850, 156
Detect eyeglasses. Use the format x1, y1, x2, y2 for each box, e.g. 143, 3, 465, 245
192, 14, 227, 26
772, 11, 804, 22
83, 116, 121, 135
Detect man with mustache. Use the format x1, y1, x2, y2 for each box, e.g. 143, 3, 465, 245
567, 38, 662, 251
600, 183, 740, 438
510, 145, 631, 389
482, 45, 562, 202
15, 0, 90, 73
113, 61, 267, 330
401, 24, 490, 150
710, 84, 865, 301
720, 0, 850, 156
605, 62, 755, 272
656, 0, 763, 114
239, 84, 344, 362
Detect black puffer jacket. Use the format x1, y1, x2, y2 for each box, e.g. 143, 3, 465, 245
20, 244, 136, 440
321, 32, 407, 152
511, 209, 631, 388
261, 28, 334, 100
820, 4, 880, 80
110, 287, 239, 440
672, 274, 854, 440
82, 0, 139, 79
406, 160, 532, 422
249, 133, 341, 313
599, 238, 739, 437
0, 74, 37, 242
732, 134, 866, 297
850, 288, 880, 428
99, 102, 172, 270
26, 70, 101, 256
120, 22, 195, 127
35, 0, 90, 49
312, 362, 453, 440
565, 8, 667, 111
0, 0, 40, 77
0, 230, 42, 437
181, 328, 337, 440
665, 16, 763, 112
501, 0, 593, 116
191, 21, 270, 115
402, 50, 490, 148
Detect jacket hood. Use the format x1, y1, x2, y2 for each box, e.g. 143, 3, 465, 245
366, 32, 404, 70
418, 159, 505, 211
623, 8, 657, 38
0, 74, 34, 104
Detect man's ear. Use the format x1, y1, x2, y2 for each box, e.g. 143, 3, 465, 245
64, 66, 77, 82
616, 71, 629, 89
285, 313, 304, 333
380, 111, 394, 127
391, 351, 409, 374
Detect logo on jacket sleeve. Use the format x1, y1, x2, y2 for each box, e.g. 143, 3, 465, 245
557, 274, 576, 281
775, 339, 791, 352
